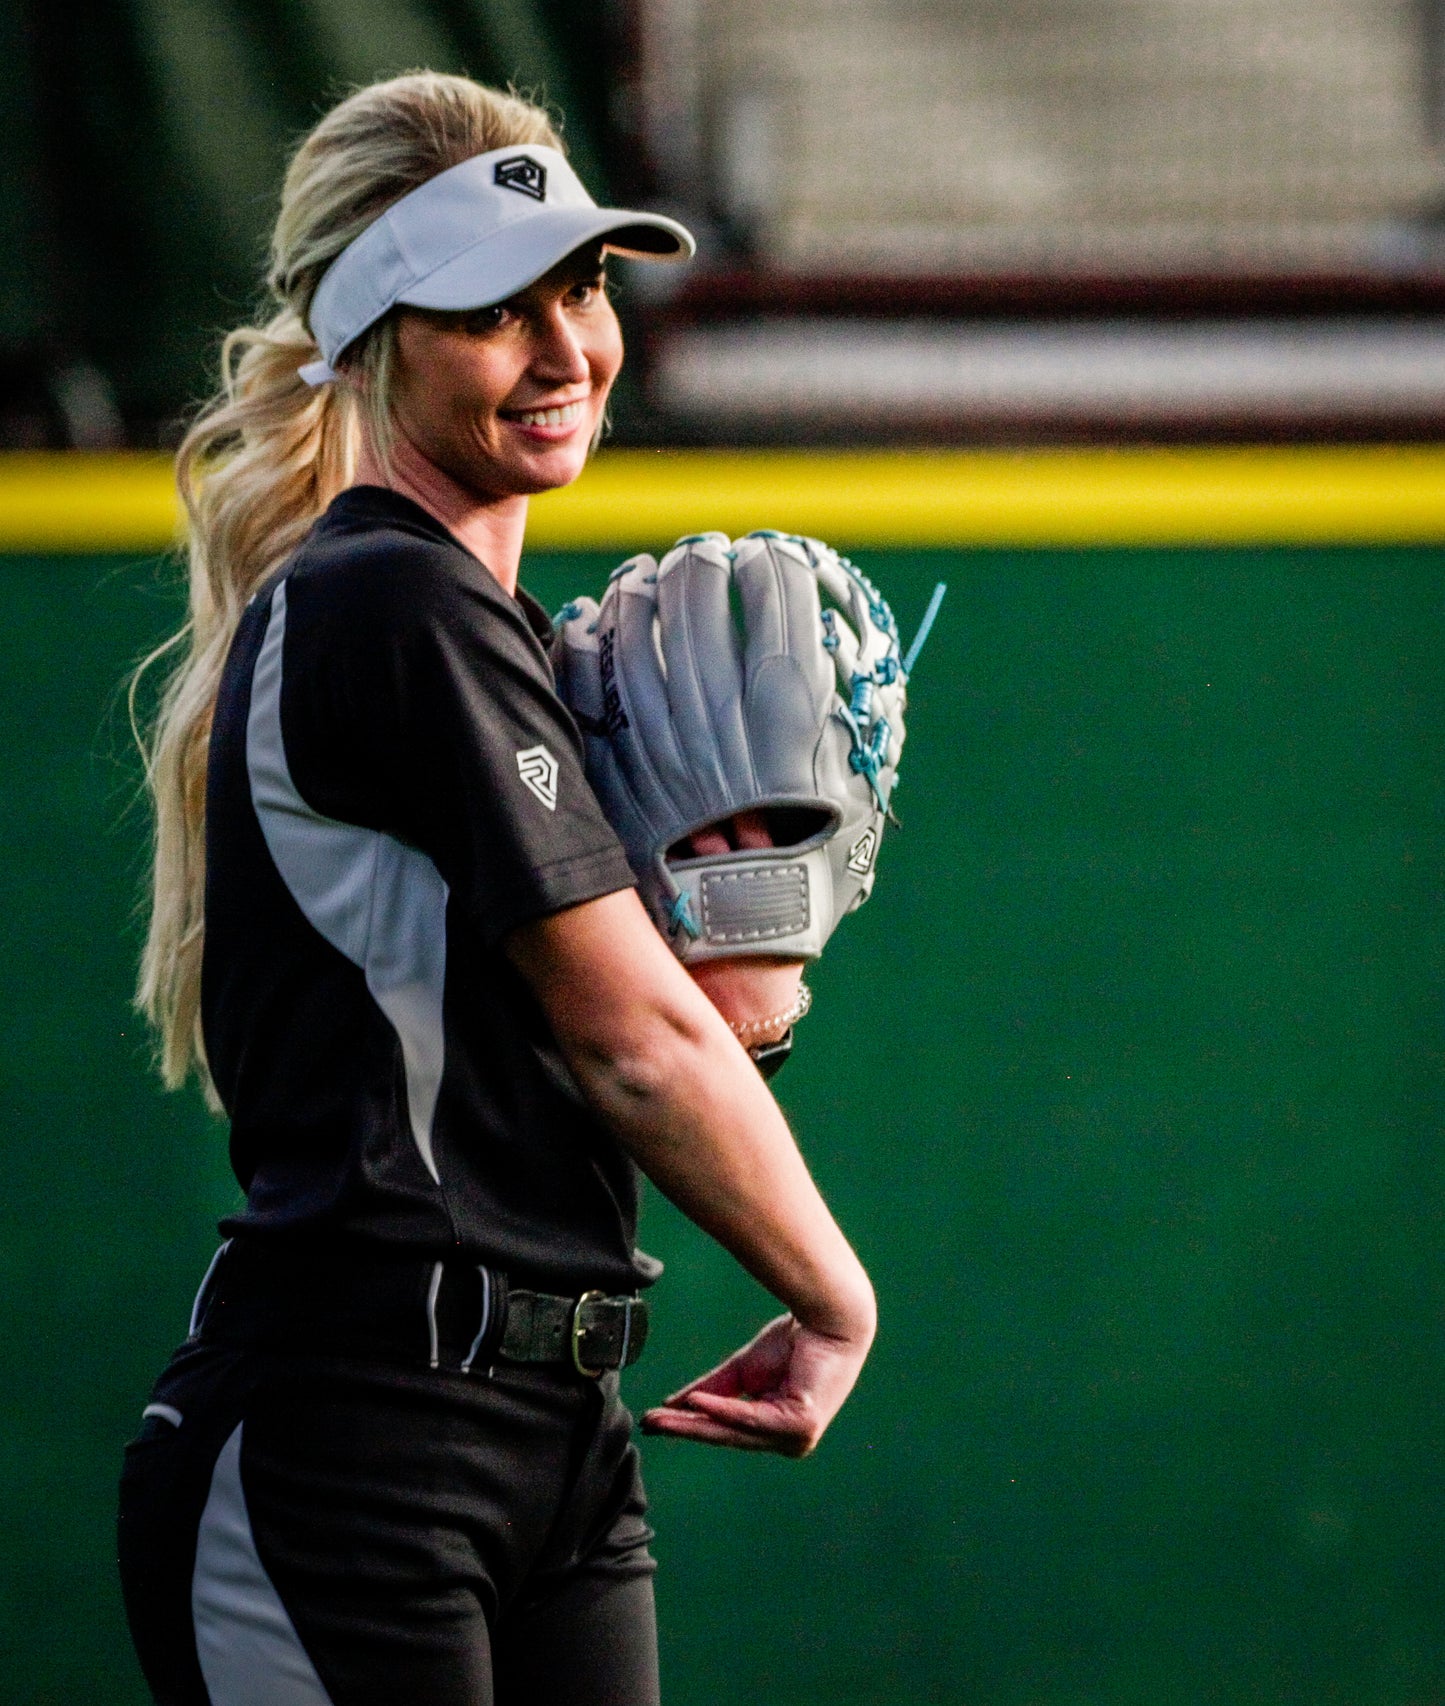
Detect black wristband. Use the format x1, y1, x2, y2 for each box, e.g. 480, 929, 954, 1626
748, 1029, 794, 1080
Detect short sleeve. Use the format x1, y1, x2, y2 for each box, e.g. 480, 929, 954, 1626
396, 559, 637, 942
281, 540, 636, 947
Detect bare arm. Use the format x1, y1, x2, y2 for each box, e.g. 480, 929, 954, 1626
505, 887, 874, 1455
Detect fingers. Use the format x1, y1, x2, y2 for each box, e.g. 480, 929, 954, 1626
686, 809, 776, 857
732, 808, 773, 850
640, 1412, 781, 1452
640, 1398, 816, 1458
687, 826, 731, 856
681, 1389, 819, 1452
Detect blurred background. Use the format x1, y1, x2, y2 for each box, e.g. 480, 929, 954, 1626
2, 4, 1444, 1705
7, 0, 1445, 445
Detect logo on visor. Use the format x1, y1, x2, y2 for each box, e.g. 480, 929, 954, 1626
516, 745, 559, 811
494, 155, 547, 200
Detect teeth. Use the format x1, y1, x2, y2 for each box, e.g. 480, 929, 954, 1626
513, 402, 584, 428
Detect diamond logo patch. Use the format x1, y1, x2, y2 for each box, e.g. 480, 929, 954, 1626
846, 825, 878, 877
516, 745, 558, 811
494, 155, 547, 200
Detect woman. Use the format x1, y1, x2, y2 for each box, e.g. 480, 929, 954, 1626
119, 72, 874, 1706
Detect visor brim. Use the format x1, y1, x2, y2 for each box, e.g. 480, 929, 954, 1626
397, 206, 694, 315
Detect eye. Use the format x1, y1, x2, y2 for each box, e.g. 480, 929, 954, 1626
569, 273, 607, 305
462, 303, 510, 334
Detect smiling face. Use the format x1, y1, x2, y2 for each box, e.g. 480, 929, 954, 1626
385, 243, 623, 500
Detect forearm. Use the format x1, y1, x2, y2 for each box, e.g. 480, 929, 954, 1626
572, 1001, 874, 1342
508, 892, 873, 1343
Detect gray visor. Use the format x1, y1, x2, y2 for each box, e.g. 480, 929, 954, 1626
300, 145, 694, 384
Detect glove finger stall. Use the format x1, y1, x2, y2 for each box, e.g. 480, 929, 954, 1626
732, 536, 837, 808
656, 537, 751, 814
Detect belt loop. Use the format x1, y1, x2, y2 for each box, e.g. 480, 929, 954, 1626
460, 1265, 507, 1374
459, 1267, 490, 1374
619, 1296, 634, 1369
424, 1260, 444, 1370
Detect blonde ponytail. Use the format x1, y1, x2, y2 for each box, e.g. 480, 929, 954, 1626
135, 73, 563, 1095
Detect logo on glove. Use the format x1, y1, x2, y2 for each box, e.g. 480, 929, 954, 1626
846, 826, 878, 877
516, 745, 559, 811
494, 155, 547, 200
597, 628, 630, 734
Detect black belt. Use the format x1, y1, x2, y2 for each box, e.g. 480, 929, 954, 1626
194, 1240, 650, 1378
503, 1288, 647, 1376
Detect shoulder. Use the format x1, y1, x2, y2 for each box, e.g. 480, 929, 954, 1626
286, 489, 506, 619
276, 488, 550, 689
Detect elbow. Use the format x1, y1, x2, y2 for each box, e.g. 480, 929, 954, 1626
564, 997, 715, 1116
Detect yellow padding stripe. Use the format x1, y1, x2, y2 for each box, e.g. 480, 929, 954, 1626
0, 453, 184, 552
530, 447, 1445, 548
3, 446, 1445, 552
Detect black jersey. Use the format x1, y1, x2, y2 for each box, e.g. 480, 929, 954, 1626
201, 486, 656, 1293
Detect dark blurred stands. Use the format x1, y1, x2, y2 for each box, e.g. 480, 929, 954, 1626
6, 0, 1445, 448
615, 0, 1445, 443
0, 0, 615, 448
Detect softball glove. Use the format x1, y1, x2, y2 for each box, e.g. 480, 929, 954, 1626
552, 530, 939, 963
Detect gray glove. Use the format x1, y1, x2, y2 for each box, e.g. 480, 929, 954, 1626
552, 530, 934, 963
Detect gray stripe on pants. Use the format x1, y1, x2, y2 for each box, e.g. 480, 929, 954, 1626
191, 1423, 334, 1706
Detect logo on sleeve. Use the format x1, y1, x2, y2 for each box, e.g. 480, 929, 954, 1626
516, 745, 559, 811
494, 155, 547, 200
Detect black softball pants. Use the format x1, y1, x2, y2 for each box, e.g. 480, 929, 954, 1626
117, 1333, 660, 1706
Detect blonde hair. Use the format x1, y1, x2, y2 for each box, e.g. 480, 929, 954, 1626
135, 72, 564, 1095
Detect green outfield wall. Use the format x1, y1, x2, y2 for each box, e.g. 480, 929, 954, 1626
1, 544, 1441, 1705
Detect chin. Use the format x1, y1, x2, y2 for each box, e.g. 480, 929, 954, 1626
447, 443, 587, 501
513, 443, 595, 494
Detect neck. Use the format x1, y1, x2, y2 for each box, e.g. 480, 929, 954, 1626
353, 433, 527, 596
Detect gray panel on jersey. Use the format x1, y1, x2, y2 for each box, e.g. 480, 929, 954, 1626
247, 579, 448, 1184
191, 1423, 335, 1706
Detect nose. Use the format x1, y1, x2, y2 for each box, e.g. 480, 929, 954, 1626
528, 301, 591, 386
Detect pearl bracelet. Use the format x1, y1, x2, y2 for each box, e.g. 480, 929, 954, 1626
726, 982, 813, 1044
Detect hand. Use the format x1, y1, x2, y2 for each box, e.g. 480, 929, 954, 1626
640, 1312, 872, 1457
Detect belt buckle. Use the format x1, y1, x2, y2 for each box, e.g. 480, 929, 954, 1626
571, 1290, 607, 1378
